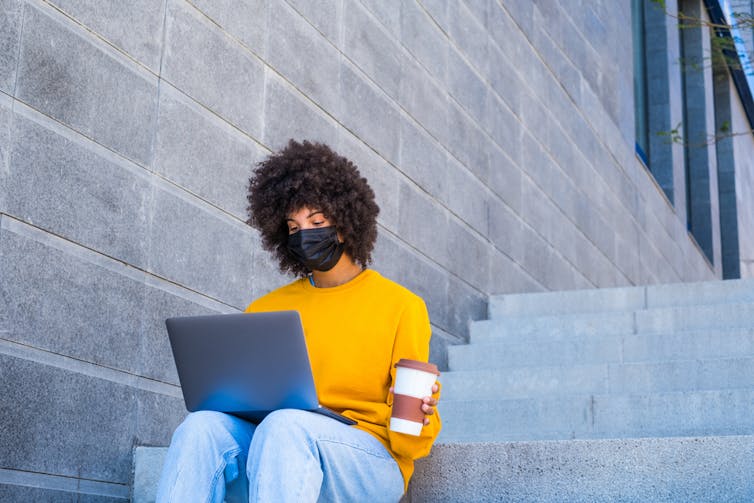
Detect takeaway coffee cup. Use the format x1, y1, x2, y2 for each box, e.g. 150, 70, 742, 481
390, 359, 440, 436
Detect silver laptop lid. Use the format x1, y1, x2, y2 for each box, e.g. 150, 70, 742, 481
166, 311, 319, 420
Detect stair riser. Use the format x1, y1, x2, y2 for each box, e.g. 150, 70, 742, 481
441, 365, 609, 400
490, 287, 645, 318
449, 336, 623, 370
623, 329, 754, 363
441, 359, 754, 400
471, 314, 635, 343
408, 437, 754, 503
473, 305, 754, 344
489, 278, 754, 318
449, 331, 754, 370
636, 305, 754, 333
437, 390, 754, 442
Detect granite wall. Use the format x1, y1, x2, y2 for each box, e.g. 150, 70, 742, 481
0, 0, 729, 499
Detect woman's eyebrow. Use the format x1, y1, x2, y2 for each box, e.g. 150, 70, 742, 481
286, 210, 324, 222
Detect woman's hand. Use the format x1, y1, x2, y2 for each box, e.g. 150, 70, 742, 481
390, 382, 440, 426
421, 383, 440, 425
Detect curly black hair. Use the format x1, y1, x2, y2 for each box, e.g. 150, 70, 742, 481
246, 139, 380, 276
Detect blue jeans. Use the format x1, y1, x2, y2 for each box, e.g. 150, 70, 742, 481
155, 409, 405, 503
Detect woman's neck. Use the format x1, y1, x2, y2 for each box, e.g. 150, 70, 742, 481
310, 254, 363, 288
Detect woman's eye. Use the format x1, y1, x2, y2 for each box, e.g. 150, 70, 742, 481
313, 221, 324, 226
288, 227, 298, 234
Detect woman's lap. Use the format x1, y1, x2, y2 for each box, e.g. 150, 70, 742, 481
156, 409, 404, 503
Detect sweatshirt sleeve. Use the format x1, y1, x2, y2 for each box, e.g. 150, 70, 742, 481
386, 295, 442, 460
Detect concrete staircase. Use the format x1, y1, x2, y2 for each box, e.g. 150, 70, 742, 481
133, 279, 754, 501
405, 279, 754, 502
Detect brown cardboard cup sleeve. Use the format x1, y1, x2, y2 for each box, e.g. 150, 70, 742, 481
391, 394, 425, 423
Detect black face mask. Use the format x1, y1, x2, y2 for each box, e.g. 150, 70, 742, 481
287, 226, 345, 272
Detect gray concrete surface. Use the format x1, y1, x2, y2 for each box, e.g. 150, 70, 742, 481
407, 436, 754, 502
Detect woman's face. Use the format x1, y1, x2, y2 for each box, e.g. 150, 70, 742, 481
286, 207, 332, 235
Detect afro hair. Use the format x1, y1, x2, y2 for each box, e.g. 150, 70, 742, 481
246, 139, 380, 276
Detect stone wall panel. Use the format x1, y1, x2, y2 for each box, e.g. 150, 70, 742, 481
0, 0, 23, 95
15, 3, 158, 165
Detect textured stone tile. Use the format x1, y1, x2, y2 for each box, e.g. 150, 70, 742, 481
0, 0, 23, 94
445, 157, 488, 236
140, 278, 228, 384
0, 355, 137, 483
15, 3, 158, 164
147, 187, 256, 308
401, 0, 448, 82
335, 131, 401, 233
488, 247, 544, 295
399, 56, 448, 145
499, 0, 534, 39
574, 197, 616, 263
520, 221, 590, 291
135, 389, 187, 446
266, 0, 341, 115
448, 1, 490, 77
7, 107, 150, 266
248, 228, 296, 300
344, 0, 403, 100
445, 218, 490, 289
340, 62, 400, 166
486, 0, 527, 71
0, 226, 146, 374
399, 117, 448, 201
162, 0, 264, 138
418, 0, 449, 34
487, 43, 522, 117
444, 275, 487, 340
482, 90, 520, 165
428, 327, 454, 371
461, 0, 490, 28
359, 0, 401, 39
447, 47, 487, 124
0, 93, 11, 212
446, 103, 488, 181
48, 0, 165, 71
0, 486, 125, 503
262, 74, 338, 151
287, 0, 340, 44
153, 84, 265, 220
486, 145, 522, 213
190, 0, 267, 55
397, 182, 450, 269
487, 195, 524, 264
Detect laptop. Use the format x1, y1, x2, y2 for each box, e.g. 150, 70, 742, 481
166, 310, 356, 425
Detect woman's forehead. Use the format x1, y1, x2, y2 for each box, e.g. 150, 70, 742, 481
286, 206, 325, 220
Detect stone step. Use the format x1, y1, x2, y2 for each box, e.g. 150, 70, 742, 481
489, 278, 754, 318
441, 358, 754, 400
407, 436, 754, 502
133, 446, 167, 503
636, 301, 754, 334
449, 328, 754, 370
471, 312, 636, 343
437, 388, 754, 442
471, 302, 754, 344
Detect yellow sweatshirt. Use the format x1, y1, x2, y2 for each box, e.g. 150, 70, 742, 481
244, 269, 441, 489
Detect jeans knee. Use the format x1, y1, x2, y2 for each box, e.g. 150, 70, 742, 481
254, 409, 314, 443
173, 410, 234, 442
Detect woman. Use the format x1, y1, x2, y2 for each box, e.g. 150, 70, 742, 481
156, 139, 441, 502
